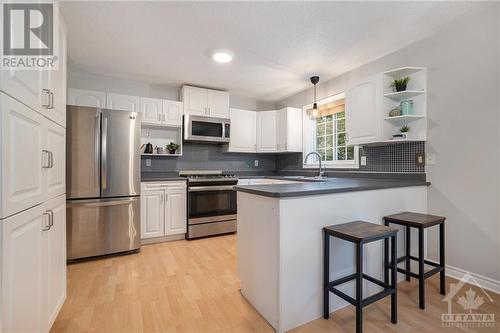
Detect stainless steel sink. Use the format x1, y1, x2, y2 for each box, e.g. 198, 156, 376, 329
282, 176, 329, 182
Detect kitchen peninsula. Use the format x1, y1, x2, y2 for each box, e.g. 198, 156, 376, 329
235, 177, 429, 332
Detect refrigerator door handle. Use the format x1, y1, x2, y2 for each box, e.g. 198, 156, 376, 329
67, 198, 138, 207
95, 113, 101, 194
101, 116, 108, 191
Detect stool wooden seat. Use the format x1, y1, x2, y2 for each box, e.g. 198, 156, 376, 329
323, 221, 399, 333
383, 212, 446, 310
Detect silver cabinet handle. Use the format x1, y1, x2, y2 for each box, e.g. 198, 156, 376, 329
42, 212, 51, 231
48, 91, 54, 109
49, 151, 54, 168
42, 89, 50, 108
42, 210, 53, 231
42, 150, 51, 168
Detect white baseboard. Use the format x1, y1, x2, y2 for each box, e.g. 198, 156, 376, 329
141, 233, 185, 245
444, 264, 500, 295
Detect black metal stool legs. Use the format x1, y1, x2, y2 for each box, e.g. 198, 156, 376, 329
418, 227, 425, 310
439, 223, 446, 295
323, 230, 330, 319
390, 235, 397, 324
356, 243, 363, 333
405, 226, 411, 282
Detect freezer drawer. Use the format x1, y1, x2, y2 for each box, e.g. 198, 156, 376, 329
66, 197, 140, 260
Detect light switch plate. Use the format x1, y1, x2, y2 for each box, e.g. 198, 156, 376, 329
360, 156, 367, 166
146, 158, 152, 167
254, 160, 259, 167
426, 153, 436, 166
415, 152, 425, 167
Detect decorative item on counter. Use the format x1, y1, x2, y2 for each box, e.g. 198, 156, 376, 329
392, 124, 410, 140
144, 142, 153, 154
167, 142, 179, 154
400, 100, 414, 115
391, 76, 410, 92
388, 106, 402, 117
156, 146, 164, 154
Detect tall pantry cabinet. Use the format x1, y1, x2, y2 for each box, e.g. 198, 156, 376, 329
0, 5, 67, 333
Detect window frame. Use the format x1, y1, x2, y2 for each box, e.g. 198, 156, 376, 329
302, 92, 359, 169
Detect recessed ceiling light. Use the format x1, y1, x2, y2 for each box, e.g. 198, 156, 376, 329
212, 49, 234, 63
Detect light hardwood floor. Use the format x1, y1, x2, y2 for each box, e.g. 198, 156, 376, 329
52, 234, 499, 333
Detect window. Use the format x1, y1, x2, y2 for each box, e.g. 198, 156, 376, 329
303, 93, 359, 168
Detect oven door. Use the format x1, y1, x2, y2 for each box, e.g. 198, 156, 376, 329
188, 185, 236, 224
184, 115, 230, 143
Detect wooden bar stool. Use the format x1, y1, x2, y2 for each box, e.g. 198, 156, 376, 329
383, 212, 446, 310
323, 221, 399, 333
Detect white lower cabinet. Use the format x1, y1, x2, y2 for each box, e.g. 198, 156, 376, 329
141, 182, 187, 240
1, 194, 66, 333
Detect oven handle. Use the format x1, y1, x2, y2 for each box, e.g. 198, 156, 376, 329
188, 185, 235, 192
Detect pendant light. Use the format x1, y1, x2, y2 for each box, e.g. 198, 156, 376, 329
310, 76, 320, 119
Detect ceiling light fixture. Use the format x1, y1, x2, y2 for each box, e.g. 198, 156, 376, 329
310, 76, 320, 118
212, 49, 234, 63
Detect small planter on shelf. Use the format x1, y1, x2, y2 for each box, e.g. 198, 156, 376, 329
166, 142, 179, 155
391, 76, 410, 92
393, 125, 410, 140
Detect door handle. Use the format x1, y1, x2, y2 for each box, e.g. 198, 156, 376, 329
41, 150, 51, 168
48, 91, 54, 109
42, 89, 50, 108
49, 151, 54, 168
101, 117, 108, 190
42, 211, 53, 231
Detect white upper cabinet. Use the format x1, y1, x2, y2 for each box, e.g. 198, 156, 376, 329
345, 73, 383, 145
277, 107, 302, 152
67, 88, 106, 108
228, 108, 256, 153
44, 121, 66, 200
106, 93, 140, 112
256, 111, 278, 152
182, 86, 229, 118
140, 97, 163, 125
207, 89, 230, 118
162, 100, 183, 126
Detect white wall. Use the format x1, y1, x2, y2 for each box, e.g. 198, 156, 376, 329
68, 69, 276, 110
278, 5, 500, 283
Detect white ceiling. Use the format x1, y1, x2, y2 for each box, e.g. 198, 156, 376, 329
61, 1, 477, 102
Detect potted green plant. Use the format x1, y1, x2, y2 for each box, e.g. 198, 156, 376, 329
399, 125, 410, 139
166, 142, 179, 154
391, 76, 410, 92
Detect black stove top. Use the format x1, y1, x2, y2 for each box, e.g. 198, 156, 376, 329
179, 171, 238, 185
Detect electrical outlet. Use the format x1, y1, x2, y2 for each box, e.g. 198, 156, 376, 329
426, 153, 436, 166
254, 160, 259, 167
360, 156, 367, 166
415, 152, 425, 167
146, 158, 152, 167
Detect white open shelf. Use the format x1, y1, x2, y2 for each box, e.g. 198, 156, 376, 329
384, 115, 424, 123
141, 124, 183, 157
363, 139, 424, 147
383, 67, 425, 78
384, 90, 425, 101
141, 153, 182, 157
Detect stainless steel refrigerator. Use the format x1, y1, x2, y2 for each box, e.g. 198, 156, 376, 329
66, 106, 141, 260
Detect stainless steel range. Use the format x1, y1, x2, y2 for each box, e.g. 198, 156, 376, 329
180, 171, 237, 239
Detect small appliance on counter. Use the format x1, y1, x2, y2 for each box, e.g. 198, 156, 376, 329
180, 170, 237, 239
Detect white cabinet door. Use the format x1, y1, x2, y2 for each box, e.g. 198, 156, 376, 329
106, 93, 140, 112
44, 121, 66, 200
0, 68, 44, 114
345, 74, 382, 145
282, 107, 302, 152
140, 97, 163, 125
2, 204, 44, 333
42, 194, 66, 331
162, 100, 183, 126
165, 190, 187, 236
140, 190, 165, 239
1, 93, 45, 219
182, 86, 207, 116
277, 109, 287, 152
256, 111, 278, 152
207, 90, 230, 118
228, 108, 256, 152
67, 88, 106, 108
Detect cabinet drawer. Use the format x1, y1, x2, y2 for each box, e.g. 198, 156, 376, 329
142, 181, 186, 191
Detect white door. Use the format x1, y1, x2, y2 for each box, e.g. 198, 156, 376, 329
67, 88, 106, 108
1, 93, 45, 219
283, 107, 302, 152
207, 90, 230, 118
140, 190, 165, 239
140, 97, 163, 125
345, 74, 382, 145
42, 194, 66, 331
162, 100, 183, 126
44, 8, 67, 128
182, 86, 207, 116
0, 68, 44, 114
256, 111, 278, 152
44, 121, 66, 200
228, 108, 256, 152
106, 93, 140, 112
2, 205, 44, 333
165, 190, 187, 236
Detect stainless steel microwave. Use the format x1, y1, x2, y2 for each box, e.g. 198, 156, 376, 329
183, 114, 230, 143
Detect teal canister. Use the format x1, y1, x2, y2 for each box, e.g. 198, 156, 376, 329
400, 100, 414, 115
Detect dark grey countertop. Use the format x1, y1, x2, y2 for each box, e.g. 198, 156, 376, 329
141, 173, 186, 182
234, 177, 430, 198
